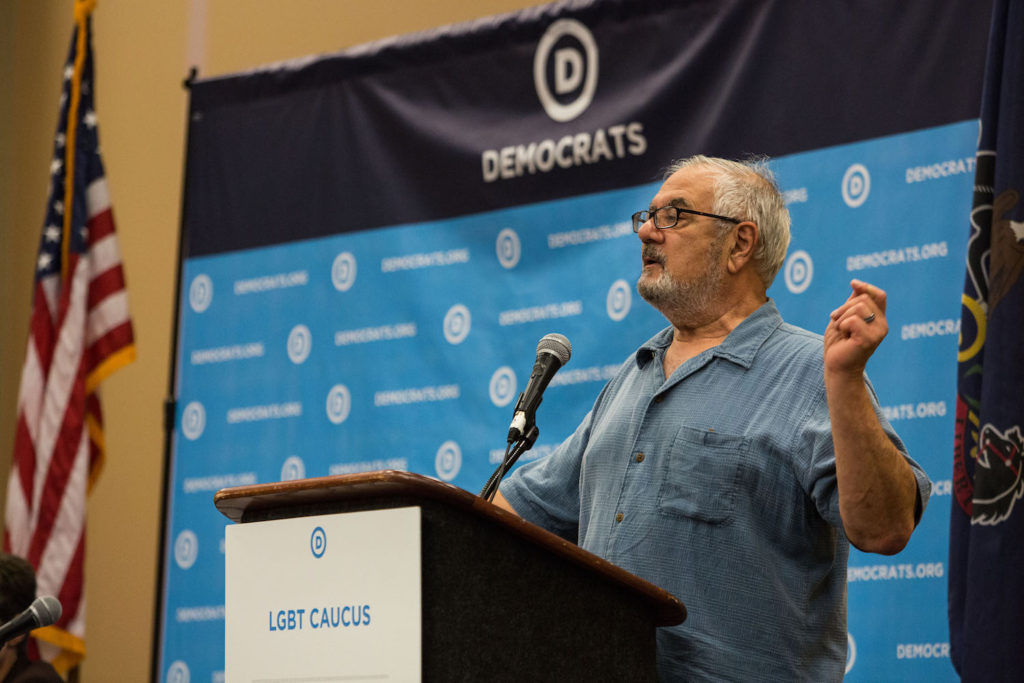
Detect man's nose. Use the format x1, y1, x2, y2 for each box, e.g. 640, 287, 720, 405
636, 217, 663, 242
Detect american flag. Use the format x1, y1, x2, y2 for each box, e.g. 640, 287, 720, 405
3, 4, 134, 673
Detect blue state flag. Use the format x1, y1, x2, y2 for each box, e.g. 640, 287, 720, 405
949, 1, 1024, 680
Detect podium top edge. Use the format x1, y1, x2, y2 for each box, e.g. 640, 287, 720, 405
214, 470, 487, 526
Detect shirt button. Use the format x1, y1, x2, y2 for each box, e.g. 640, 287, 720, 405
654, 394, 665, 403
615, 512, 624, 523
635, 452, 645, 463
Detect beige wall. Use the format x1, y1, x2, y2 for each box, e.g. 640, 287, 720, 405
0, 1, 543, 680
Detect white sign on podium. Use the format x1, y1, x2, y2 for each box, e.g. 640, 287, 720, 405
225, 506, 422, 682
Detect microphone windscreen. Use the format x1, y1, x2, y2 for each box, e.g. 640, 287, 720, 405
32, 596, 62, 627
537, 333, 572, 364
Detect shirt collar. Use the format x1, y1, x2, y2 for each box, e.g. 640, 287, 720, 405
635, 300, 784, 370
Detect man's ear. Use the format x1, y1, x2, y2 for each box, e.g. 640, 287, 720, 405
727, 221, 758, 273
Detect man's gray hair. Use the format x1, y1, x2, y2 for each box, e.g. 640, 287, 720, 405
667, 155, 791, 288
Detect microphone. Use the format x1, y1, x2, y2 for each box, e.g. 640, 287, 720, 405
507, 333, 572, 443
0, 596, 62, 648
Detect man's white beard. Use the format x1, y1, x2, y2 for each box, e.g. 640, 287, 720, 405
636, 238, 726, 326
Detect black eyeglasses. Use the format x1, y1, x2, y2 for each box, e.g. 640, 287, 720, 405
631, 206, 741, 233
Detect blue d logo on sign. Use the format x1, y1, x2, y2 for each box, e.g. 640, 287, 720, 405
311, 526, 327, 558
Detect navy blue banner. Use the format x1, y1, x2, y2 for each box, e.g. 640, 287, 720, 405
160, 2, 994, 681
184, 0, 990, 256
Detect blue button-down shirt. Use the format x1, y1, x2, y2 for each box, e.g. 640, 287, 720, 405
501, 300, 931, 681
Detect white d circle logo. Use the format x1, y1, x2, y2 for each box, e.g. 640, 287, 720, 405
489, 366, 517, 407
174, 530, 198, 570
181, 401, 206, 441
435, 441, 462, 482
496, 228, 522, 269
188, 274, 213, 313
331, 252, 358, 292
784, 250, 814, 295
326, 384, 351, 425
534, 19, 599, 122
167, 661, 190, 683
443, 304, 472, 345
281, 455, 306, 481
606, 279, 632, 321
841, 164, 871, 208
287, 325, 312, 364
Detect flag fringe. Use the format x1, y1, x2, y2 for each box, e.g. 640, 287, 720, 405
86, 412, 105, 493
85, 342, 136, 394
33, 624, 86, 675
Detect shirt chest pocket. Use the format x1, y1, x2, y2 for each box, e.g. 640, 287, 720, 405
657, 425, 751, 524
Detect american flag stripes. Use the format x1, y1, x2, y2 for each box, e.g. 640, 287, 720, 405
3, 1, 134, 672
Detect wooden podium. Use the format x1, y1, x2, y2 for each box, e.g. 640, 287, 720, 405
215, 470, 685, 681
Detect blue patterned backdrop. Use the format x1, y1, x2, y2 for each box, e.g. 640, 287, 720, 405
158, 2, 991, 680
